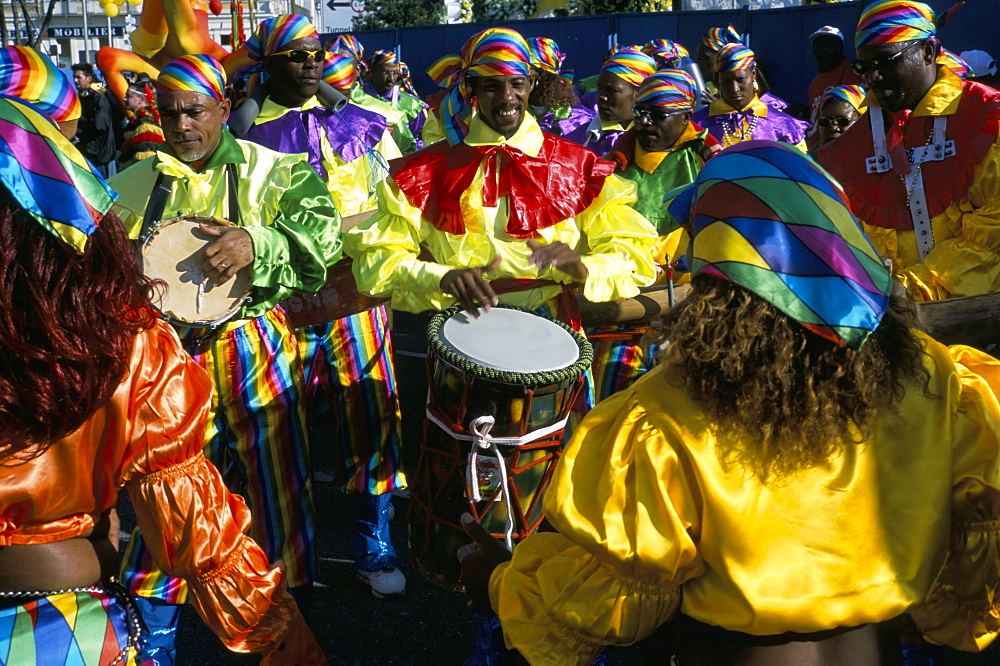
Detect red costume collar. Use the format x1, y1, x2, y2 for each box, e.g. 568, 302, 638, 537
818, 79, 1000, 231
389, 133, 616, 238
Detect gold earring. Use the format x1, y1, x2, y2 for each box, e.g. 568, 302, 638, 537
753, 80, 759, 92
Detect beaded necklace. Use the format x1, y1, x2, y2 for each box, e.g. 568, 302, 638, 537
720, 111, 759, 147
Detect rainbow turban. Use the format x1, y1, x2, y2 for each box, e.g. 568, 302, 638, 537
715, 43, 756, 73
855, 0, 936, 49
819, 84, 868, 113
601, 49, 657, 87
0, 47, 80, 123
635, 69, 696, 111
370, 49, 399, 68
701, 26, 742, 52
667, 141, 891, 350
398, 61, 418, 97
937, 48, 970, 78
245, 14, 318, 61
322, 52, 358, 90
0, 95, 115, 253
644, 38, 689, 63
332, 34, 365, 61
426, 27, 532, 145
528, 37, 572, 84
156, 54, 226, 101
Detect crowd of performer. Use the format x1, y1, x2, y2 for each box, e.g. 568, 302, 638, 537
1, 0, 999, 663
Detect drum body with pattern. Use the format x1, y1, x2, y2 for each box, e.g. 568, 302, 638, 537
409, 306, 593, 588
138, 215, 251, 330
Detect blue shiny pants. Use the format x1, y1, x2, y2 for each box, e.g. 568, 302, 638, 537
354, 493, 398, 571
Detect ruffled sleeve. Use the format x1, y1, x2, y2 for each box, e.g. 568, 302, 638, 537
489, 381, 704, 664
344, 177, 454, 313
241, 158, 343, 308
576, 173, 658, 303
911, 346, 1000, 651
121, 322, 317, 657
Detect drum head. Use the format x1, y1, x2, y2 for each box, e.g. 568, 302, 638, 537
140, 217, 251, 326
440, 308, 580, 373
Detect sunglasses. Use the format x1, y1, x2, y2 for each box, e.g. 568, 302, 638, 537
271, 48, 327, 63
850, 40, 921, 76
632, 107, 686, 123
817, 116, 854, 129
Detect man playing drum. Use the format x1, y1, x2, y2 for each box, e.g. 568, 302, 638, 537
238, 14, 408, 599
346, 27, 657, 336
346, 26, 657, 657
109, 54, 341, 664
817, 0, 1000, 301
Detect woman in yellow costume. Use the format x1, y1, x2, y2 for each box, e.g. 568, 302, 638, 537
459, 141, 1000, 664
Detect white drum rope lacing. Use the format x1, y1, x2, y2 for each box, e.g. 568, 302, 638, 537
425, 409, 569, 550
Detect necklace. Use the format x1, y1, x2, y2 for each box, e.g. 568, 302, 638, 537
899, 127, 936, 200
721, 111, 758, 147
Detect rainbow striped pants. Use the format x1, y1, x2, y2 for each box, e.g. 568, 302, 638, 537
121, 307, 316, 603
298, 304, 406, 496
0, 590, 138, 665
587, 323, 656, 404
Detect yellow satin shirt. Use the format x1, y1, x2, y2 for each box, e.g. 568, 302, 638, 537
345, 114, 658, 314
490, 333, 1000, 663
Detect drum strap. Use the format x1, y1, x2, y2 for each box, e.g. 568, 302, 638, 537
139, 173, 175, 242
140, 164, 241, 241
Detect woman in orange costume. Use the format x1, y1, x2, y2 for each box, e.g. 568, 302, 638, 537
0, 95, 324, 664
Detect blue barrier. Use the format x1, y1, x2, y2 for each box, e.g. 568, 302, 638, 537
322, 0, 995, 107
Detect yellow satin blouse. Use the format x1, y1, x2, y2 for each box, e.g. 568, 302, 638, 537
490, 333, 1000, 663
0, 320, 302, 653
345, 114, 658, 314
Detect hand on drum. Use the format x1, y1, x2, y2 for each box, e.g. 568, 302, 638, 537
526, 240, 589, 282
441, 257, 501, 318
199, 224, 253, 284
458, 512, 512, 613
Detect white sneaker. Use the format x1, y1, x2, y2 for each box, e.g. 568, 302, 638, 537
357, 568, 406, 598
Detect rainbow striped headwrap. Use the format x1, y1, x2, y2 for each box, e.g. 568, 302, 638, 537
819, 84, 868, 113
0, 47, 80, 123
245, 14, 318, 61
937, 48, 970, 78
644, 38, 689, 63
855, 0, 935, 49
715, 43, 755, 73
601, 49, 657, 87
333, 34, 365, 61
0, 95, 115, 254
322, 52, 358, 90
668, 141, 891, 350
635, 69, 696, 111
528, 37, 572, 84
398, 61, 418, 97
370, 49, 399, 68
701, 26, 742, 52
157, 54, 226, 102
427, 27, 532, 145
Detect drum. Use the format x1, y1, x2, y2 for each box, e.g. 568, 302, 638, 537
280, 212, 387, 328
138, 215, 251, 329
409, 306, 593, 589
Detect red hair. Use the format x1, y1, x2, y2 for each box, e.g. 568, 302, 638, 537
0, 198, 156, 461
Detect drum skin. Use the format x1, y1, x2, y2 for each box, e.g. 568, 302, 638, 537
139, 216, 251, 328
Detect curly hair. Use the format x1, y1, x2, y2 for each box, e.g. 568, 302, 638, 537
0, 198, 156, 462
529, 69, 579, 109
653, 275, 931, 482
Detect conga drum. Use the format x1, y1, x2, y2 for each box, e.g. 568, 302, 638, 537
138, 215, 251, 336
410, 306, 593, 589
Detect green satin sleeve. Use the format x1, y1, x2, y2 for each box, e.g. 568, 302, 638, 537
241, 161, 342, 317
